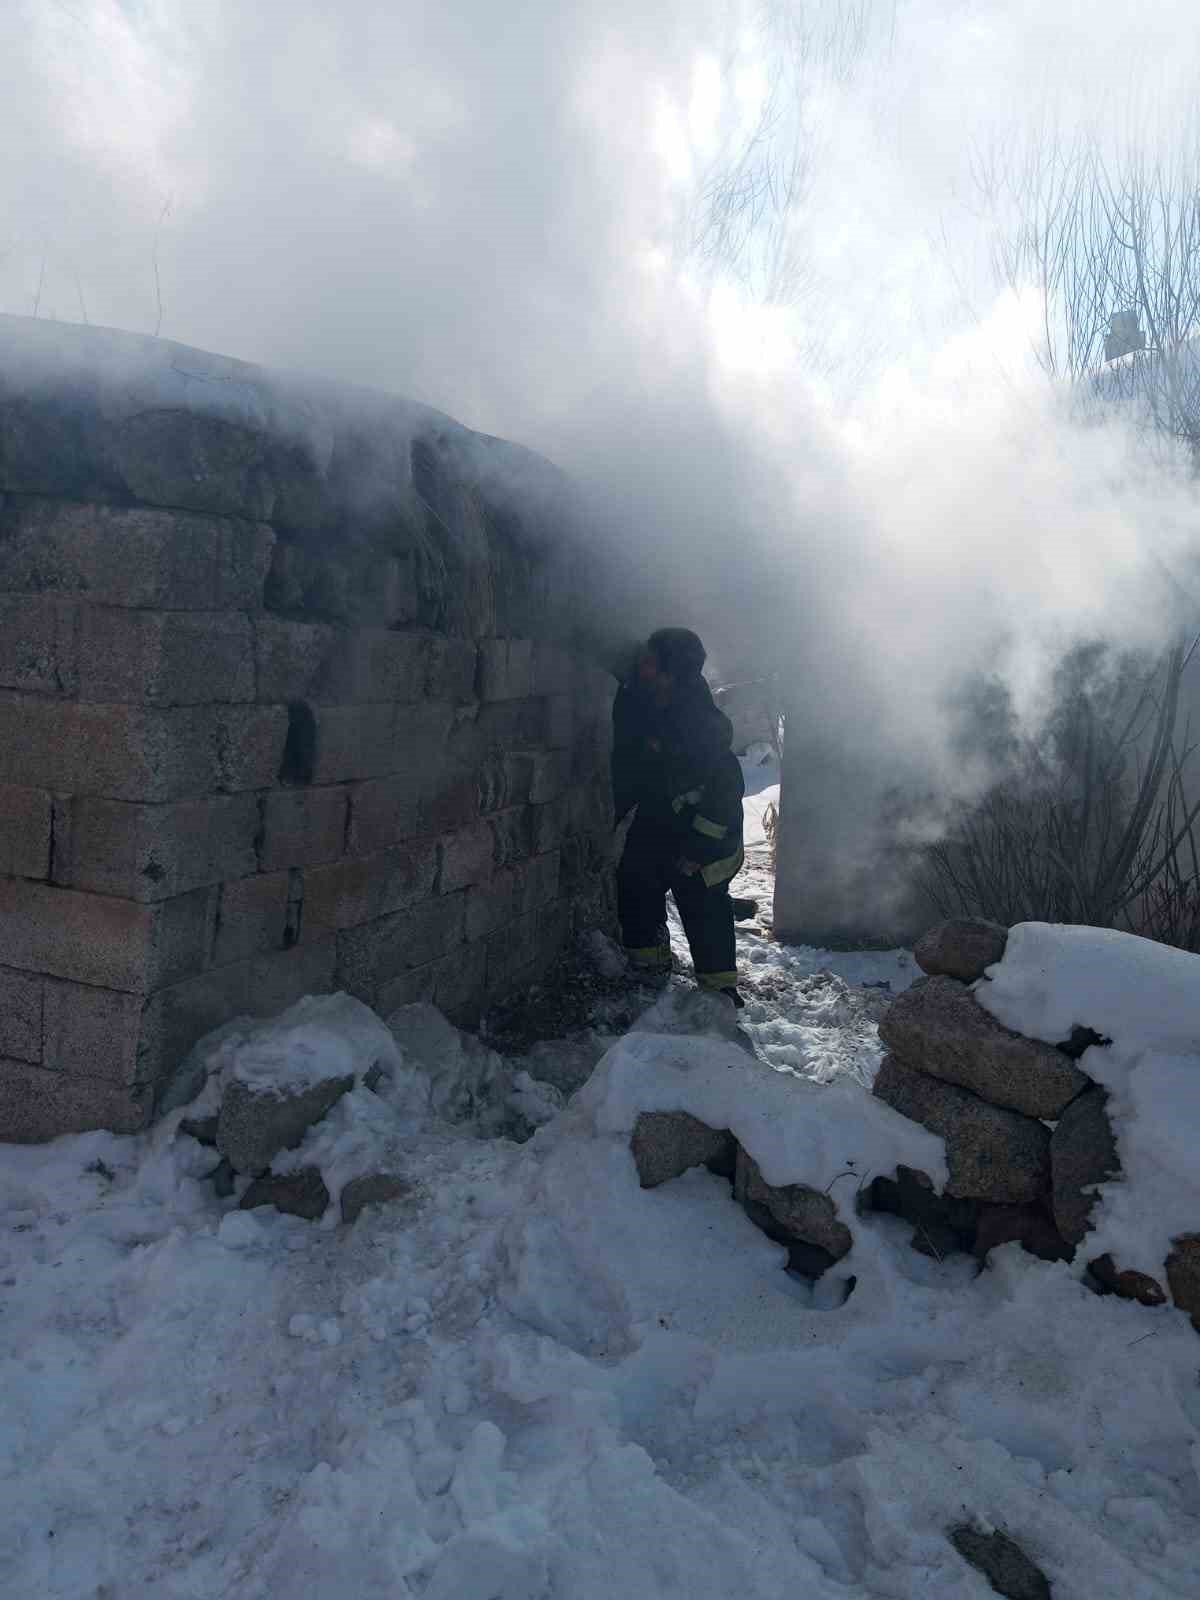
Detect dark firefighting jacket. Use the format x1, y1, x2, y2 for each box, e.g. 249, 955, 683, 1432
611, 674, 745, 877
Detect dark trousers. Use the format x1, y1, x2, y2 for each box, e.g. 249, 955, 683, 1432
617, 817, 738, 986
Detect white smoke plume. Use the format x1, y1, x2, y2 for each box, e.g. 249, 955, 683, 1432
5, 0, 1200, 933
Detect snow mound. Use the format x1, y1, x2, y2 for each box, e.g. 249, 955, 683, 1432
175, 998, 569, 1216
225, 992, 401, 1092
168, 992, 402, 1114
976, 922, 1200, 1273
5, 978, 1200, 1596
977, 922, 1200, 1053
387, 1002, 564, 1138
578, 1015, 946, 1196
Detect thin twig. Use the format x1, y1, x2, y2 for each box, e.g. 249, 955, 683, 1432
152, 196, 172, 338
824, 1169, 862, 1195
916, 1224, 944, 1263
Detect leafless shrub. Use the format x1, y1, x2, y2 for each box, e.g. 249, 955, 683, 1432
919, 638, 1200, 948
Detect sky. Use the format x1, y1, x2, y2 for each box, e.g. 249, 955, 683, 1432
5, 0, 1200, 931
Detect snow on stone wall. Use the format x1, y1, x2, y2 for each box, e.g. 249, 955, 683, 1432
605, 917, 1200, 1333
874, 918, 1200, 1329
0, 314, 617, 1141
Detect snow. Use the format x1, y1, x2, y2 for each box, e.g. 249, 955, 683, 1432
740, 744, 780, 849
577, 1001, 946, 1194
4, 910, 1200, 1596
682, 763, 920, 1084
976, 922, 1200, 1055
167, 991, 403, 1106
975, 921, 1200, 1276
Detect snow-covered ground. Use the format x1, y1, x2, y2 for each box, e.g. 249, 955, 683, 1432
3, 802, 1200, 1598
722, 750, 918, 1086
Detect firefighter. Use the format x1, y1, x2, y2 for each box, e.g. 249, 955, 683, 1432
611, 628, 746, 1007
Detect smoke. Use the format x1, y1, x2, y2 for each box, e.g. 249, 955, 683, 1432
5, 0, 1200, 934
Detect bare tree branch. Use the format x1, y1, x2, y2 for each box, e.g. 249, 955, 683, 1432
152, 196, 173, 339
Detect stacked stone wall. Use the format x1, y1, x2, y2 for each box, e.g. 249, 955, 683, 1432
873, 918, 1200, 1329
0, 316, 617, 1140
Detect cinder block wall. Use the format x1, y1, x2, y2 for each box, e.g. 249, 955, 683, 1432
0, 316, 617, 1140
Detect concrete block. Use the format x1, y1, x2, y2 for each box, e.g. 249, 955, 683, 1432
310, 704, 395, 785
0, 967, 42, 1063
42, 979, 145, 1083
535, 900, 571, 971
532, 643, 573, 697
524, 850, 562, 911
110, 409, 275, 519
238, 934, 339, 1017
376, 961, 439, 1015
0, 878, 211, 992
571, 718, 612, 785
434, 938, 488, 1023
486, 910, 539, 994
216, 705, 290, 791
560, 878, 603, 943
334, 629, 428, 703
418, 770, 479, 835
0, 1058, 152, 1142
531, 796, 570, 854
0, 693, 217, 801
0, 496, 272, 609
336, 892, 466, 1002
568, 778, 614, 836
141, 937, 337, 1095
489, 806, 534, 868
479, 638, 534, 701
59, 794, 260, 901
77, 608, 254, 705
261, 786, 348, 872
348, 773, 423, 854
558, 833, 586, 890
305, 840, 438, 931
465, 851, 560, 942
377, 939, 488, 1022
253, 617, 339, 703
440, 822, 494, 894
394, 699, 457, 773
573, 662, 617, 713
426, 638, 478, 703
0, 782, 52, 878
0, 595, 77, 695
545, 694, 574, 749
560, 827, 614, 891
257, 623, 450, 706
221, 521, 276, 608
219, 1070, 352, 1176
529, 749, 567, 804
374, 555, 421, 627
212, 871, 291, 966
465, 875, 512, 944
474, 697, 545, 750
478, 751, 533, 814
